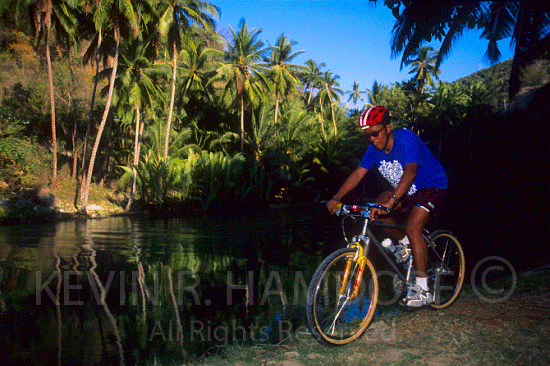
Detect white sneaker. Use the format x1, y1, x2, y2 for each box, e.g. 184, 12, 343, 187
401, 284, 433, 309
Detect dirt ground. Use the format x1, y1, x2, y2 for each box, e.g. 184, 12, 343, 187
210, 265, 550, 366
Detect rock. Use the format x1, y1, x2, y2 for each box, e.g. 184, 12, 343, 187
36, 192, 56, 207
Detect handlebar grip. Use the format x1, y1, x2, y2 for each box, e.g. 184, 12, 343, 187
335, 203, 390, 216
367, 202, 391, 212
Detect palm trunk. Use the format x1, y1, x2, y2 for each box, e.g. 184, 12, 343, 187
81, 31, 102, 184
274, 95, 280, 124
45, 27, 57, 189
53, 247, 62, 365
315, 106, 326, 140
330, 100, 337, 134
84, 232, 125, 366
99, 113, 113, 187
240, 92, 245, 151
167, 267, 186, 361
80, 40, 119, 213
164, 41, 177, 161
68, 47, 78, 179
307, 85, 314, 105
126, 105, 142, 210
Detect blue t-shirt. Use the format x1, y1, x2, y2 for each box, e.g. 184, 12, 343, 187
359, 129, 448, 195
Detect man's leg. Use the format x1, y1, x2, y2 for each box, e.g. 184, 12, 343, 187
401, 205, 434, 308
405, 205, 430, 276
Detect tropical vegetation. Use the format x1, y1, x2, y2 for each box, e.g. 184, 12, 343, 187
0, 0, 549, 220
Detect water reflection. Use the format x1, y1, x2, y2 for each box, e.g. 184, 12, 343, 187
0, 206, 337, 365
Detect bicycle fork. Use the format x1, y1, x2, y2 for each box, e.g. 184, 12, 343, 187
330, 247, 367, 336
339, 239, 367, 299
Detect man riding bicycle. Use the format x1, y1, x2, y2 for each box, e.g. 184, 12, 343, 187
326, 105, 448, 308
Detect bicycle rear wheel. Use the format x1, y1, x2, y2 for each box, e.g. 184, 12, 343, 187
306, 247, 378, 346
427, 230, 465, 309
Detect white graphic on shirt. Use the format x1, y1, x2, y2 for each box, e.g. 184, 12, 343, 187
379, 160, 417, 195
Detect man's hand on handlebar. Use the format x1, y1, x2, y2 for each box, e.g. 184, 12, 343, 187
371, 191, 396, 220
326, 198, 341, 214
327, 199, 391, 218
369, 206, 388, 220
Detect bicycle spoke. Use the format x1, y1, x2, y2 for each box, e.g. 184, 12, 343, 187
326, 296, 350, 336
428, 231, 465, 309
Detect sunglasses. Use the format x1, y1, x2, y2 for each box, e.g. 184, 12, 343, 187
364, 126, 386, 138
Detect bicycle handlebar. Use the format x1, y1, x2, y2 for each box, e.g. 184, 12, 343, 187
335, 202, 390, 216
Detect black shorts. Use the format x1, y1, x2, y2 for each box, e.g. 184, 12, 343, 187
400, 188, 446, 218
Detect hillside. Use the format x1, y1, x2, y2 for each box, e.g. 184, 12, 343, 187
452, 58, 550, 110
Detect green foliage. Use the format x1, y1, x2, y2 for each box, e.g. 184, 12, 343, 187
120, 150, 192, 207
139, 154, 185, 206
124, 146, 272, 212
454, 58, 550, 109
0, 106, 50, 192
0, 204, 6, 221
188, 150, 264, 212
366, 82, 411, 129
294, 115, 360, 201
453, 59, 512, 108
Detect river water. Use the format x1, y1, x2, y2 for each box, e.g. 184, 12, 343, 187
0, 205, 344, 365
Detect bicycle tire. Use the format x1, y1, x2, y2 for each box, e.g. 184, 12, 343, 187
428, 230, 465, 309
306, 247, 378, 346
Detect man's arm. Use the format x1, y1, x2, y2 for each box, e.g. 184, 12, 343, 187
392, 162, 417, 202
327, 166, 369, 213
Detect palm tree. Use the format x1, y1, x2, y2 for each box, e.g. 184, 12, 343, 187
59, 6, 83, 180
465, 81, 490, 107
366, 80, 382, 107
315, 70, 343, 134
276, 99, 317, 155
79, 0, 140, 213
178, 36, 222, 118
27, 0, 77, 189
100, 36, 166, 210
158, 0, 219, 161
217, 19, 269, 151
407, 45, 440, 94
263, 34, 305, 123
428, 81, 469, 158
347, 81, 364, 107
384, 0, 550, 97
302, 59, 325, 105
80, 0, 104, 184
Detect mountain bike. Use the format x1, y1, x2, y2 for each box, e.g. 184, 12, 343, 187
306, 202, 465, 346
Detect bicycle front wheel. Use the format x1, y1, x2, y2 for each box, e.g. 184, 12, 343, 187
428, 230, 465, 309
306, 247, 378, 346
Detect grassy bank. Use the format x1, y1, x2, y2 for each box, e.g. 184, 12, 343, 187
0, 166, 126, 225
194, 266, 550, 365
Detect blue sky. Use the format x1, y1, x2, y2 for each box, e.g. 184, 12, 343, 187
213, 0, 514, 108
